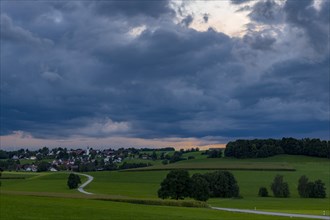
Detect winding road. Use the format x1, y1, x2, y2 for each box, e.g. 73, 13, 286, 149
73, 173, 329, 219
75, 173, 94, 195
211, 207, 330, 220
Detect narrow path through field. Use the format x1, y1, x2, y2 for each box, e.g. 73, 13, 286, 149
211, 207, 330, 219
75, 173, 94, 195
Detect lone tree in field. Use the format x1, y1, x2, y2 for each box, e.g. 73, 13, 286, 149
190, 173, 210, 201
271, 175, 290, 197
158, 170, 191, 200
67, 173, 81, 189
258, 187, 269, 197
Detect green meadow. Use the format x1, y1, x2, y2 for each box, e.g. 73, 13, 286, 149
1, 194, 304, 220
1, 154, 329, 219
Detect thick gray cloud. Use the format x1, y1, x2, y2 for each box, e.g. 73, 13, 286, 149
248, 0, 284, 24
284, 0, 329, 53
92, 0, 174, 18
231, 0, 252, 4
1, 0, 329, 143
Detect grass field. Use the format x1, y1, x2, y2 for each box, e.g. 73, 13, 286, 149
0, 194, 314, 220
1, 154, 329, 219
1, 172, 87, 194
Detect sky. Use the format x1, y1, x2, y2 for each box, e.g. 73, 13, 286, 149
0, 0, 329, 149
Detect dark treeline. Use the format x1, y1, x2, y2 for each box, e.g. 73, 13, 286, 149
225, 138, 330, 159
140, 147, 175, 152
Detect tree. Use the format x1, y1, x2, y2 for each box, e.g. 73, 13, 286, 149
67, 173, 81, 189
258, 187, 269, 197
305, 180, 326, 198
207, 149, 222, 158
204, 171, 239, 198
298, 175, 309, 198
271, 175, 290, 197
37, 161, 50, 172
158, 170, 191, 200
298, 176, 326, 198
312, 180, 326, 198
190, 174, 210, 201
151, 151, 158, 160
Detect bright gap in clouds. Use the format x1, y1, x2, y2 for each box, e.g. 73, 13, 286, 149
172, 0, 251, 37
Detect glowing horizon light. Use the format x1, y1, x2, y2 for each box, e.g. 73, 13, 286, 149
171, 0, 251, 37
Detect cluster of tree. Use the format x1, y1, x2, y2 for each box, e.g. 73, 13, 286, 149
119, 162, 151, 170
36, 161, 51, 172
158, 170, 239, 201
0, 159, 20, 171
67, 173, 81, 189
202, 149, 223, 158
161, 151, 187, 165
225, 138, 330, 159
139, 147, 175, 152
298, 175, 326, 198
259, 175, 326, 199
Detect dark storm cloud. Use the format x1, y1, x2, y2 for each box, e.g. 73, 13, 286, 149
181, 15, 193, 27
1, 0, 329, 141
248, 0, 283, 24
284, 0, 329, 53
243, 33, 276, 50
92, 0, 174, 18
230, 0, 252, 4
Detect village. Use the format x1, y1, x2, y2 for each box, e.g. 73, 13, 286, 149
0, 147, 203, 172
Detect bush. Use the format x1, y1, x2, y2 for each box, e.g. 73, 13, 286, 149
258, 187, 269, 197
190, 174, 210, 201
67, 173, 81, 189
37, 161, 51, 172
158, 170, 191, 200
271, 175, 290, 197
187, 156, 195, 160
204, 171, 239, 198
298, 175, 326, 198
207, 150, 222, 158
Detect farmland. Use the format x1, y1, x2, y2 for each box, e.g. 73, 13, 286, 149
1, 154, 329, 219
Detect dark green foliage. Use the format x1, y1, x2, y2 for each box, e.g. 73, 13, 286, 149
271, 175, 290, 198
158, 170, 191, 200
299, 176, 327, 198
207, 149, 223, 158
151, 151, 158, 160
161, 160, 169, 165
298, 175, 309, 198
187, 156, 195, 160
169, 152, 185, 163
190, 174, 210, 201
78, 162, 96, 172
158, 170, 239, 201
67, 173, 81, 189
225, 138, 329, 158
119, 162, 150, 170
37, 161, 51, 172
0, 150, 9, 159
0, 159, 20, 171
258, 187, 269, 197
311, 180, 326, 198
204, 171, 239, 198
